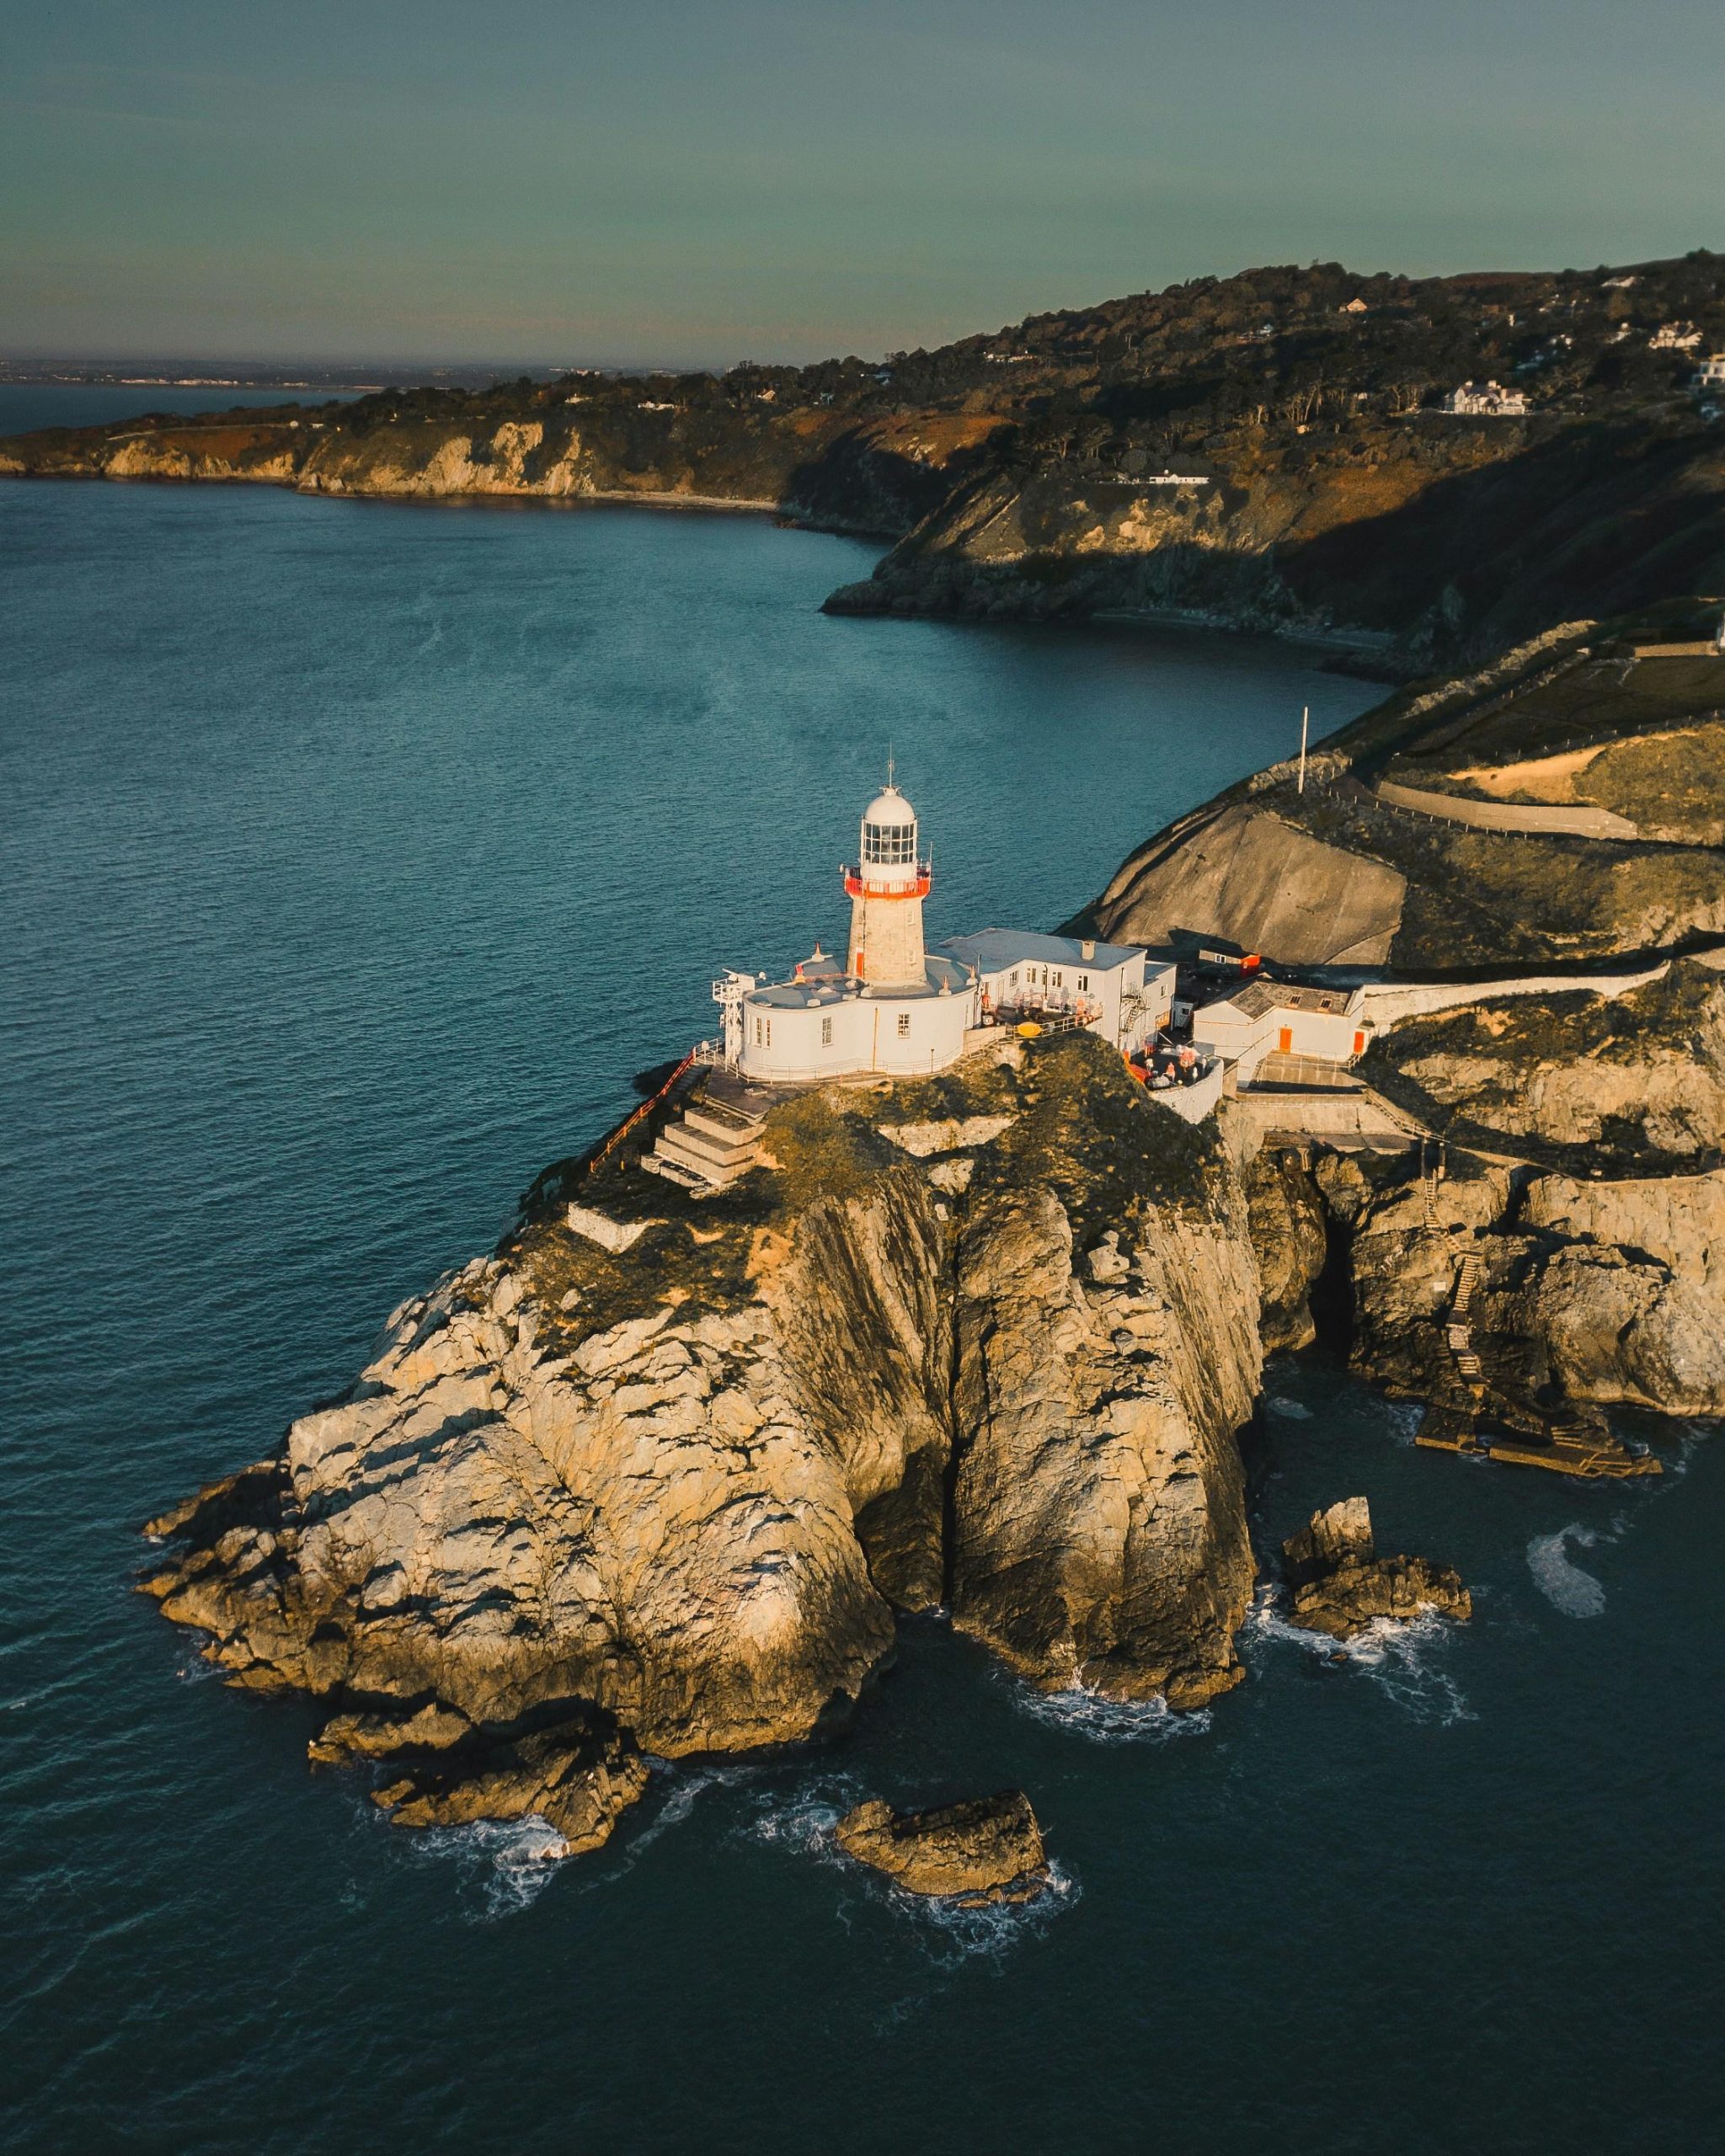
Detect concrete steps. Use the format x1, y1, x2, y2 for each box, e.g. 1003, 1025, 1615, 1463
642, 1086, 767, 1191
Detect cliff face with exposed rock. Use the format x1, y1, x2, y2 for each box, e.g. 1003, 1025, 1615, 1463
143, 1037, 1261, 1848
1079, 616, 1725, 971
141, 603, 1725, 1852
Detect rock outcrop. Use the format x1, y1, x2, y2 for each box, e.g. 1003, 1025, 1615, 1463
1281, 1498, 1471, 1638
1239, 1137, 1725, 1430
143, 1036, 1263, 1844
951, 1189, 1258, 1707
834, 1791, 1049, 1904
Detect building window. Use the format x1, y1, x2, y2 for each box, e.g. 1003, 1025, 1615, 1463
1052, 970, 1063, 988
766, 1020, 772, 1048
897, 1012, 911, 1038
754, 1017, 762, 1046
821, 1017, 832, 1046
1076, 974, 1090, 991
1007, 970, 1018, 990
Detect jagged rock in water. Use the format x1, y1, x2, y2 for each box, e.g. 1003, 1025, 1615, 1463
834, 1791, 1049, 1904
1282, 1496, 1375, 1582
142, 1037, 1263, 1844
327, 1705, 649, 1851
1282, 1498, 1471, 1639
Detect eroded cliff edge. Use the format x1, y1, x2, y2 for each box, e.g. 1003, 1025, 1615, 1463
142, 1038, 1261, 1850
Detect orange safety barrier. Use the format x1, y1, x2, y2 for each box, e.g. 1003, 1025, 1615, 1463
589, 1052, 697, 1177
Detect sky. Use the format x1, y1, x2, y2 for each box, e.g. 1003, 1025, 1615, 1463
3, 0, 1722, 368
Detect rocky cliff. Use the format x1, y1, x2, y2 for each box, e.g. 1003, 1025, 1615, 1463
143, 1037, 1261, 1848
1082, 615, 1725, 969
12, 252, 1725, 665
1084, 610, 1725, 1454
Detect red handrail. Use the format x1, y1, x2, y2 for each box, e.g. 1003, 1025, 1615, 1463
588, 1052, 696, 1177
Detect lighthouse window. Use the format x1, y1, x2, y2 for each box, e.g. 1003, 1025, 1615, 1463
821, 1017, 833, 1046
896, 1012, 911, 1038
863, 821, 916, 864
754, 1017, 762, 1046
765, 1020, 772, 1048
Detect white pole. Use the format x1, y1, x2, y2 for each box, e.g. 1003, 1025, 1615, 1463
1298, 705, 1310, 793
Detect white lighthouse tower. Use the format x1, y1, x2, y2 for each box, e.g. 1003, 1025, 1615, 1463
727, 772, 975, 1082
845, 782, 929, 989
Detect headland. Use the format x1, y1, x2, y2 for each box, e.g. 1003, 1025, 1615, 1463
143, 610, 1725, 1858
8, 251, 1725, 675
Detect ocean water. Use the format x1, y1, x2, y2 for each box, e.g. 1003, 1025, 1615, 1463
0, 384, 362, 435
2, 463, 1719, 2153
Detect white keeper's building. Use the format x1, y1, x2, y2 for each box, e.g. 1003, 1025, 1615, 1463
930, 928, 1174, 1050
713, 782, 1169, 1084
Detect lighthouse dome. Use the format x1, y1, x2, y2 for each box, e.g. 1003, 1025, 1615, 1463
862, 784, 915, 826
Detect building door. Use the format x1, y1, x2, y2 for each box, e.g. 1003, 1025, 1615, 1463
1278, 1026, 1293, 1054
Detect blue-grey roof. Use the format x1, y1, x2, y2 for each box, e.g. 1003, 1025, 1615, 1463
932, 929, 1145, 975
747, 953, 972, 1008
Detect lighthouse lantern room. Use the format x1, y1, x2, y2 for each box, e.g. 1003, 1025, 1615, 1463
846, 784, 931, 989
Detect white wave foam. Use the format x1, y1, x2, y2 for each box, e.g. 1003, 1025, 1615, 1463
1247, 1589, 1473, 1724
1527, 1526, 1606, 1618
1001, 1668, 1212, 1745
1266, 1394, 1313, 1420
407, 1812, 569, 1919
735, 1774, 862, 1864
616, 1757, 762, 1864
1378, 1396, 1427, 1446
906, 1859, 1080, 1972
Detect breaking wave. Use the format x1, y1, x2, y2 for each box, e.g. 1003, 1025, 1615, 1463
995, 1667, 1212, 1745
1527, 1526, 1607, 1618
1265, 1393, 1313, 1420
1247, 1590, 1473, 1725
734, 1774, 864, 1865
405, 1812, 570, 1919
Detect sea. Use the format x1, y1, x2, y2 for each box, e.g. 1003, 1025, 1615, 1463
2, 385, 1719, 2153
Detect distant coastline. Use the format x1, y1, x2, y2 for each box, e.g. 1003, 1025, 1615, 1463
7, 248, 1724, 674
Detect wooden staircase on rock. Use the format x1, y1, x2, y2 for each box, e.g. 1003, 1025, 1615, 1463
1416, 1246, 1659, 1479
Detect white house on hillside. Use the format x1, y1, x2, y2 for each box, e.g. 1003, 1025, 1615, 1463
708, 786, 1181, 1087
1441, 381, 1530, 417
1184, 979, 1368, 1083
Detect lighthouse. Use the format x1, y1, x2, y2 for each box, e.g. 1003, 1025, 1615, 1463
845, 782, 930, 990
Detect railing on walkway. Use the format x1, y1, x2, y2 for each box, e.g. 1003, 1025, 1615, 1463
587, 1052, 697, 1179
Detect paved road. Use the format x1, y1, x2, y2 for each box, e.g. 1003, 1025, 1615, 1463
1371, 775, 1639, 840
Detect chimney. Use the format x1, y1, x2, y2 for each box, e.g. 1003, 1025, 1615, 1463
1081, 938, 1096, 961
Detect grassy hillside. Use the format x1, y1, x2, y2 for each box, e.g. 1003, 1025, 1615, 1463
1084, 609, 1725, 971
